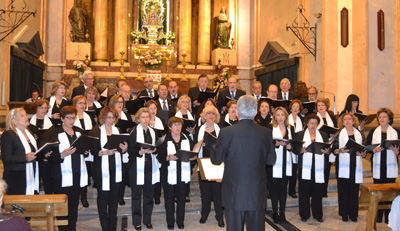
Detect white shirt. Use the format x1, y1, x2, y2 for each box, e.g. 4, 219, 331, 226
158, 98, 169, 111
281, 91, 289, 100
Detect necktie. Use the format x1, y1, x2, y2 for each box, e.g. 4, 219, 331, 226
149, 90, 153, 98
256, 95, 259, 101
163, 101, 167, 111
284, 93, 287, 100
231, 91, 235, 99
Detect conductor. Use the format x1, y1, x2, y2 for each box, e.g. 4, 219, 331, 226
211, 95, 276, 231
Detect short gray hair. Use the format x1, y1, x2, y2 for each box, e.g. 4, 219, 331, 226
237, 95, 257, 120
82, 70, 94, 80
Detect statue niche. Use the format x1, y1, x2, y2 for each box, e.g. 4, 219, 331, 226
141, 1, 166, 45
68, 0, 88, 42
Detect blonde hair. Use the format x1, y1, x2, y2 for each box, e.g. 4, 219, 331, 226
200, 105, 220, 124
6, 107, 26, 131
176, 95, 192, 113
135, 107, 150, 124
338, 113, 359, 130
50, 80, 68, 96
271, 106, 290, 127
0, 178, 7, 197
84, 86, 100, 101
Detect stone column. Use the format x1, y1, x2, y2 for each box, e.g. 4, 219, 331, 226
93, 0, 108, 61
179, 0, 192, 63
197, 0, 211, 65
114, 0, 127, 61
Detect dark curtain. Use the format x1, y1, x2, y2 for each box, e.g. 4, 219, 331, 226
10, 55, 43, 101
256, 65, 299, 96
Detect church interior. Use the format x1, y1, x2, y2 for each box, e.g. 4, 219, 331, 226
0, 0, 400, 230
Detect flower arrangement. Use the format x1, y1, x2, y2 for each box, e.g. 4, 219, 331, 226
130, 30, 147, 44
165, 31, 176, 44
142, 49, 164, 68
216, 67, 231, 86
73, 61, 87, 73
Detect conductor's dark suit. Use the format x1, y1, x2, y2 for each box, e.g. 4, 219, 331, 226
216, 89, 246, 112
211, 119, 276, 231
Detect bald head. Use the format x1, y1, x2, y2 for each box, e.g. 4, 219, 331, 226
267, 84, 278, 100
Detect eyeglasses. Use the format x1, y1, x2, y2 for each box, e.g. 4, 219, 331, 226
77, 102, 87, 105
281, 82, 290, 86
144, 81, 153, 83
64, 116, 76, 120
116, 101, 124, 104
106, 116, 116, 120
38, 106, 49, 110
206, 112, 216, 115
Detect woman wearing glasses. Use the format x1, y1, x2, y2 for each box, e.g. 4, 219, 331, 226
46, 106, 89, 231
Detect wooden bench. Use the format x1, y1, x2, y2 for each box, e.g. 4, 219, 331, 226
359, 183, 400, 231
3, 194, 68, 231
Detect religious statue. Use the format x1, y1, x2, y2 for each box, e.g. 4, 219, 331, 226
68, 0, 87, 42
142, 4, 164, 45
216, 7, 232, 48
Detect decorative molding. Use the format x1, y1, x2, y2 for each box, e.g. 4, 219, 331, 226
341, 7, 349, 48
377, 9, 385, 51
258, 41, 289, 66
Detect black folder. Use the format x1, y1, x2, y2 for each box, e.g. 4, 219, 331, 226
354, 113, 377, 125
28, 124, 50, 138
319, 125, 339, 135
344, 139, 366, 154
125, 99, 143, 116
273, 138, 305, 150
302, 101, 316, 115
85, 110, 97, 120
115, 119, 135, 133
35, 141, 60, 161
182, 118, 196, 131
175, 138, 204, 162
306, 141, 332, 154
198, 91, 217, 104
264, 98, 291, 109
137, 134, 166, 150
70, 135, 99, 154
224, 96, 237, 106
104, 134, 130, 152
381, 139, 400, 149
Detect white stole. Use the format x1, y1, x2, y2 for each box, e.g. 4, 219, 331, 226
74, 112, 94, 162
317, 112, 334, 129
175, 110, 194, 120
272, 126, 293, 178
153, 117, 164, 130
47, 96, 67, 118
100, 125, 122, 191
289, 114, 303, 132
302, 129, 325, 183
224, 114, 231, 125
135, 124, 160, 185
371, 125, 399, 179
16, 128, 39, 195
338, 127, 363, 183
86, 101, 102, 110
167, 134, 191, 185
58, 131, 88, 187
120, 111, 128, 121
30, 115, 53, 129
